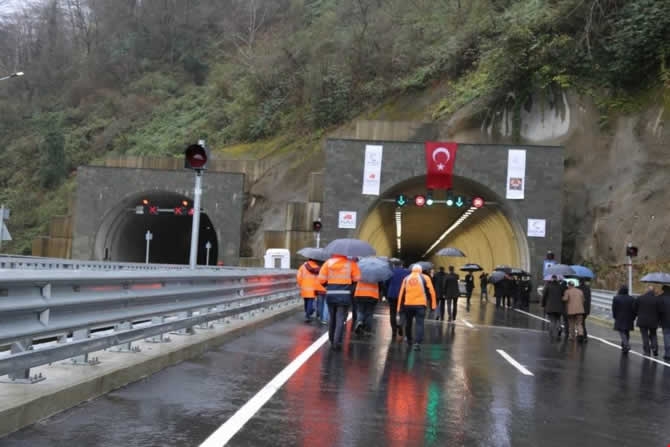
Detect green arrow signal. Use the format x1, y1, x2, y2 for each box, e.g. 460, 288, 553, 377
455, 196, 464, 208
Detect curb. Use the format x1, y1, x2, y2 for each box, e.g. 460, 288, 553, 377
0, 301, 302, 438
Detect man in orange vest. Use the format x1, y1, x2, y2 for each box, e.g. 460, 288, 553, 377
397, 264, 437, 351
297, 258, 326, 322
353, 280, 383, 335
318, 254, 361, 351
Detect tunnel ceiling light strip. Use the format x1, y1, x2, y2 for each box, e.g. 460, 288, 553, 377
421, 207, 478, 258
395, 209, 402, 253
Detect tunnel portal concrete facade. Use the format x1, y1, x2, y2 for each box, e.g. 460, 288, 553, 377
322, 139, 564, 281
73, 166, 244, 265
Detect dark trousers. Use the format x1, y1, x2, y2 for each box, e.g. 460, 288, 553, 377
663, 328, 670, 359
582, 314, 589, 339
481, 287, 488, 300
328, 304, 349, 346
437, 299, 446, 320
404, 306, 426, 344
560, 313, 569, 336
350, 300, 358, 327
466, 288, 473, 303
640, 327, 658, 355
495, 295, 502, 307
548, 313, 562, 340
447, 298, 458, 321
355, 299, 376, 330
618, 330, 630, 350
504, 295, 512, 307
387, 298, 399, 334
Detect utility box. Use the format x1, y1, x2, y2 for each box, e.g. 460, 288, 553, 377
264, 249, 291, 269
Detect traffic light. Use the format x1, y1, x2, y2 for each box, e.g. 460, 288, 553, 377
455, 195, 465, 208
313, 220, 322, 232
184, 142, 208, 170
445, 190, 454, 207
472, 197, 485, 209
396, 194, 408, 207
148, 205, 159, 215
425, 191, 434, 206
414, 195, 426, 207
626, 246, 638, 257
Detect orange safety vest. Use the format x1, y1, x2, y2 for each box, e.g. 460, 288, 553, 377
398, 271, 437, 311
297, 261, 326, 298
318, 256, 361, 286
354, 281, 380, 300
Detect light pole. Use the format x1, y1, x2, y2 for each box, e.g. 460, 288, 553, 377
0, 72, 24, 82
205, 241, 212, 265
145, 230, 153, 264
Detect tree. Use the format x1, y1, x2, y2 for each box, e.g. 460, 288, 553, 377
39, 119, 67, 188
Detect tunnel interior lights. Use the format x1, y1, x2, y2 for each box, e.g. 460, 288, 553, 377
395, 209, 402, 253
421, 206, 479, 258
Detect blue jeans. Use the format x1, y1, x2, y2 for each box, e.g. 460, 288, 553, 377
303, 298, 315, 319
403, 306, 426, 344
316, 294, 329, 322
328, 304, 349, 346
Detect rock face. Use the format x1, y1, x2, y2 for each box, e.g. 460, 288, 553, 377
444, 89, 670, 268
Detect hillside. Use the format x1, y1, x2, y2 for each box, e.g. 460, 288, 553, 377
0, 0, 668, 281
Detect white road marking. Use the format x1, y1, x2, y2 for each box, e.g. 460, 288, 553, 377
461, 319, 475, 328
496, 349, 534, 376
515, 309, 670, 368
199, 321, 339, 447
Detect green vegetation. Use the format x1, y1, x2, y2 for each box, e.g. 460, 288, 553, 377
0, 0, 668, 253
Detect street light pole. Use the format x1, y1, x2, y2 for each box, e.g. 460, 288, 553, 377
188, 170, 203, 269
0, 72, 24, 82
145, 230, 153, 264
627, 242, 633, 294
205, 241, 212, 265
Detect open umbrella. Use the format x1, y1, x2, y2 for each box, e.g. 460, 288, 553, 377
296, 247, 329, 262
640, 272, 670, 285
569, 265, 595, 279
324, 238, 376, 258
510, 268, 529, 277
460, 263, 483, 272
494, 265, 512, 274
436, 247, 466, 257
415, 261, 433, 273
545, 264, 576, 277
488, 271, 506, 283
543, 274, 564, 281
358, 257, 394, 283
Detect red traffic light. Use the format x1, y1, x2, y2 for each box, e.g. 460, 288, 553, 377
312, 221, 322, 232
472, 197, 484, 208
174, 207, 184, 216
188, 207, 195, 216
626, 246, 638, 257
148, 205, 159, 215
184, 144, 208, 170
414, 195, 426, 207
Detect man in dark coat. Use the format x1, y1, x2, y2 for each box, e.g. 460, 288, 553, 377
634, 286, 660, 356
657, 285, 670, 361
612, 285, 636, 353
542, 276, 565, 341
578, 280, 592, 342
494, 277, 503, 307
464, 272, 474, 306
520, 276, 532, 310
502, 275, 514, 308
445, 266, 460, 321
433, 267, 447, 320
480, 272, 488, 301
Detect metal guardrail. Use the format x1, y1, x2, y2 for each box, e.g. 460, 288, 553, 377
0, 268, 299, 383
0, 254, 268, 272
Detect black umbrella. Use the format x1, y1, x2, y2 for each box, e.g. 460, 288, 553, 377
436, 247, 466, 257
296, 247, 329, 262
488, 271, 506, 283
509, 268, 529, 277
494, 265, 512, 274
324, 238, 376, 258
358, 257, 394, 283
460, 263, 483, 272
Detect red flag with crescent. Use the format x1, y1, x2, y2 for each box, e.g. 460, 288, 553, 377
425, 141, 458, 189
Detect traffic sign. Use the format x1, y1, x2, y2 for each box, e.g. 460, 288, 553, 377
414, 195, 426, 207
1, 223, 11, 241
455, 196, 465, 208
472, 197, 484, 208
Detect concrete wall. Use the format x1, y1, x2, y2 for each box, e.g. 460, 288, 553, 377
322, 139, 564, 281
73, 167, 244, 265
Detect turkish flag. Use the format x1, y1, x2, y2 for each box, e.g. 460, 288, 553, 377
425, 142, 458, 189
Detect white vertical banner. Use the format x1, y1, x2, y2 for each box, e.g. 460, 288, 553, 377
362, 144, 383, 196
506, 149, 526, 199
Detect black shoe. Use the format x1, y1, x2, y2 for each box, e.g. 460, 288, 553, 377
354, 322, 363, 335
644, 351, 651, 356
398, 328, 404, 337
577, 335, 584, 343
664, 356, 670, 361
413, 343, 421, 351
622, 348, 629, 355
653, 350, 659, 357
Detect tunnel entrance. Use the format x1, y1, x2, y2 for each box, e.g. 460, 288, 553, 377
357, 175, 528, 272
94, 191, 218, 265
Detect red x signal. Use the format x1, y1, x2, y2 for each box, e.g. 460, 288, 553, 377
148, 206, 159, 215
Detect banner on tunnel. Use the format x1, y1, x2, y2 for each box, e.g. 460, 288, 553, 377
424, 142, 458, 189
506, 149, 526, 199
362, 144, 383, 195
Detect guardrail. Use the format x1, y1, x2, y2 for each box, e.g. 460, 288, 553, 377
0, 268, 299, 383
0, 254, 267, 272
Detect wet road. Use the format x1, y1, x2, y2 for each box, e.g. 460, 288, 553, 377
4, 298, 670, 447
